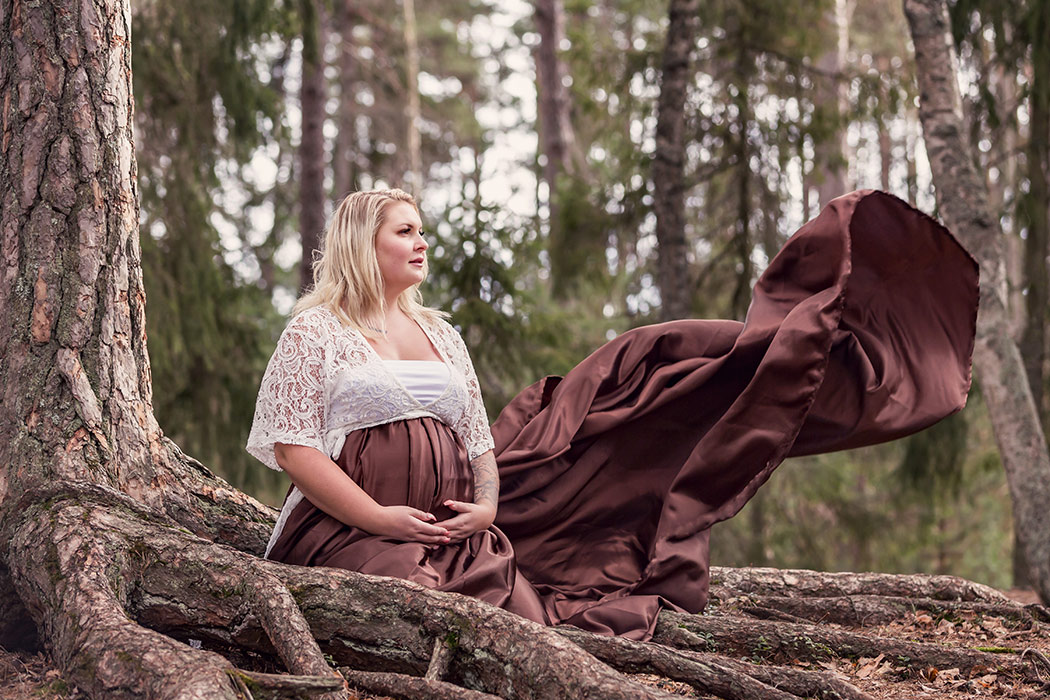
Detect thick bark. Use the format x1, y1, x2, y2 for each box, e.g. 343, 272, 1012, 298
656, 612, 1036, 677
3, 483, 688, 700
559, 627, 875, 700
904, 0, 1050, 605
652, 0, 699, 321
0, 0, 273, 546
342, 670, 502, 700
1020, 0, 1050, 435
729, 593, 1050, 627
710, 566, 1012, 602
298, 0, 328, 294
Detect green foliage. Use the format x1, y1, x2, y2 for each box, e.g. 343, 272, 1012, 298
711, 396, 1013, 589
133, 1, 294, 502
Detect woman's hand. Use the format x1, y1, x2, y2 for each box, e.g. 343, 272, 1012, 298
371, 505, 451, 544
436, 500, 496, 542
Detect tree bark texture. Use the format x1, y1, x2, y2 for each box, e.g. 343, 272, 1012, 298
298, 0, 328, 294
0, 0, 273, 547
1020, 0, 1050, 435
904, 0, 1050, 604
652, 0, 699, 321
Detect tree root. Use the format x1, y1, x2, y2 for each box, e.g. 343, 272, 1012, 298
263, 563, 679, 699
705, 654, 876, 700
4, 481, 1048, 699
728, 592, 1050, 628
556, 625, 832, 700
425, 636, 454, 681
710, 566, 1012, 603
228, 670, 345, 700
3, 483, 681, 699
341, 668, 502, 699
655, 610, 1035, 677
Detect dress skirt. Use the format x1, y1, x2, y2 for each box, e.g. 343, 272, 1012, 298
269, 190, 979, 641
266, 417, 551, 625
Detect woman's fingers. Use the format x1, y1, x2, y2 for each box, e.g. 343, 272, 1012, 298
411, 509, 437, 522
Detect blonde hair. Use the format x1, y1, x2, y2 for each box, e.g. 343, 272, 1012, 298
293, 188, 447, 337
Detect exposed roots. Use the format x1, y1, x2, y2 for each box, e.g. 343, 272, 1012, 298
710, 566, 1013, 603
556, 625, 809, 700
656, 610, 1037, 677
341, 669, 502, 699
727, 592, 1050, 628
3, 482, 1048, 699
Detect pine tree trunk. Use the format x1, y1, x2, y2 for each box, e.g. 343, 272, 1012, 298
904, 0, 1050, 604
652, 0, 699, 321
1019, 1, 1050, 436
534, 0, 576, 196
0, 0, 271, 660
534, 0, 586, 297
298, 0, 328, 293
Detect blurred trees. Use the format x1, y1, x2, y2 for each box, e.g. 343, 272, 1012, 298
132, 0, 1049, 587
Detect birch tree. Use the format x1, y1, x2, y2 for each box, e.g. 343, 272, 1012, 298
904, 0, 1050, 604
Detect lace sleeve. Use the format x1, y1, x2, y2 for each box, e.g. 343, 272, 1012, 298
437, 321, 495, 461
246, 311, 329, 471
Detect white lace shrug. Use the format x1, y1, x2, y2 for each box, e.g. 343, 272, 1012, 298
246, 306, 496, 557
246, 306, 495, 472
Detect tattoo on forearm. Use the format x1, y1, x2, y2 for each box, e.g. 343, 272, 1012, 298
470, 451, 499, 509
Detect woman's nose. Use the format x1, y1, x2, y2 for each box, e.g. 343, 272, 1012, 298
416, 233, 428, 250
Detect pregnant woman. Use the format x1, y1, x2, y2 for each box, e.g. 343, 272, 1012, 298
248, 187, 977, 640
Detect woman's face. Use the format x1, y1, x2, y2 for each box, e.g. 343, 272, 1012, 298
374, 201, 428, 296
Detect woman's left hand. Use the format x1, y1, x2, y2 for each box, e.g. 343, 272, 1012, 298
436, 500, 496, 542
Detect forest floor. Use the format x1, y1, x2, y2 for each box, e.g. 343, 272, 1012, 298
2, 588, 1048, 700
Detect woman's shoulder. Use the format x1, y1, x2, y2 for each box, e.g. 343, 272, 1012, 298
283, 305, 344, 342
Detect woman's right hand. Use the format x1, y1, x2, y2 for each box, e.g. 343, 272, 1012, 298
371, 505, 451, 544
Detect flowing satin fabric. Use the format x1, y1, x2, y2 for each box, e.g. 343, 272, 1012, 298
269, 190, 978, 641
491, 190, 978, 639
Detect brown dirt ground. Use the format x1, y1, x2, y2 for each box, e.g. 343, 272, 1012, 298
3, 589, 1049, 699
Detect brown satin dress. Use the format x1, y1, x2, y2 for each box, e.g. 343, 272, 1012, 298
268, 190, 979, 641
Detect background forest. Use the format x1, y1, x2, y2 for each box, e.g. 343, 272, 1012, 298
131, 0, 1049, 592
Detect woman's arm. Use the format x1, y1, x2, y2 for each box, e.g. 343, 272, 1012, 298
275, 442, 451, 544
438, 449, 498, 541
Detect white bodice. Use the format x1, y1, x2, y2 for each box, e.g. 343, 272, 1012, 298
383, 360, 452, 405
246, 305, 495, 472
